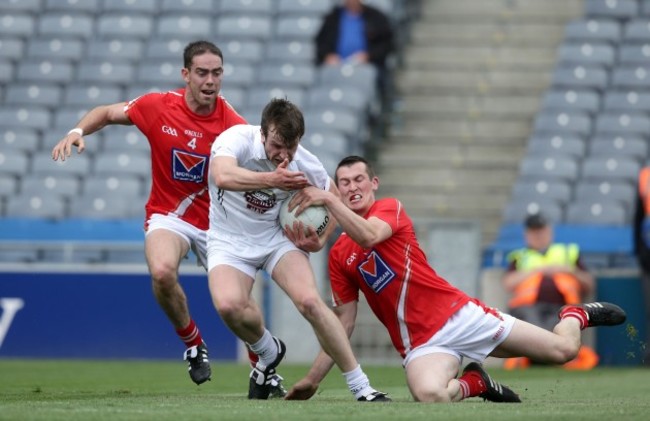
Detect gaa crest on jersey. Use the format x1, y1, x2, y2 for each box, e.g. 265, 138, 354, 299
358, 250, 395, 294
244, 189, 276, 214
172, 148, 207, 183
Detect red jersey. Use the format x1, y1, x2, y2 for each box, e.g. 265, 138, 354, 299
125, 89, 246, 230
329, 198, 470, 358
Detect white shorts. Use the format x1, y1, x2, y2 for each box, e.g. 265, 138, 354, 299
206, 228, 307, 278
403, 301, 515, 368
145, 213, 208, 269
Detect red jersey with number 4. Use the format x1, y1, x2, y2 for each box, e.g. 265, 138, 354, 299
328, 198, 471, 358
125, 89, 246, 230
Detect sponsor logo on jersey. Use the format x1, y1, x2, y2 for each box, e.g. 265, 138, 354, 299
184, 129, 203, 138
172, 149, 207, 183
244, 190, 276, 214
162, 125, 178, 136
358, 251, 395, 294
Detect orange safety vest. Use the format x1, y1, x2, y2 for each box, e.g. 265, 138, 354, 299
506, 244, 583, 308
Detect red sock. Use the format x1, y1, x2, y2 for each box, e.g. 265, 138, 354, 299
559, 306, 588, 330
457, 371, 487, 399
247, 345, 259, 368
176, 319, 203, 348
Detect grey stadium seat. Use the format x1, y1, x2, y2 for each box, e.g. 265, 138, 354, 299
0, 151, 29, 177
20, 174, 80, 199
87, 39, 145, 62
221, 62, 256, 89
101, 126, 150, 154
37, 13, 94, 39
77, 61, 136, 85
31, 154, 91, 178
136, 61, 184, 86
306, 85, 371, 115
303, 107, 365, 143
618, 43, 650, 66
221, 40, 265, 65
16, 59, 74, 84
218, 0, 275, 15
246, 86, 306, 111
565, 200, 628, 225
82, 175, 143, 198
510, 179, 573, 207
527, 133, 586, 159
266, 40, 316, 64
564, 18, 622, 43
215, 15, 273, 42
277, 0, 334, 16
540, 89, 601, 115
0, 60, 14, 84
0, 106, 51, 130
0, 13, 35, 37
611, 66, 650, 90
274, 15, 323, 41
26, 38, 85, 61
64, 85, 125, 107
585, 0, 639, 20
102, 0, 158, 13
218, 87, 247, 113
45, 0, 101, 13
93, 151, 151, 179
302, 129, 355, 157
0, 174, 17, 197
574, 180, 636, 208
257, 63, 316, 89
580, 156, 641, 184
594, 112, 650, 135
623, 18, 650, 42
5, 83, 63, 108
0, 0, 41, 12
551, 65, 608, 91
318, 64, 378, 104
0, 128, 40, 153
502, 200, 564, 225
53, 107, 91, 129
519, 155, 580, 182
97, 14, 154, 39
589, 135, 648, 162
0, 38, 24, 61
160, 0, 213, 14
4, 192, 67, 220
603, 90, 650, 112
156, 15, 211, 39
144, 38, 193, 60
532, 111, 592, 136
40, 131, 102, 156
68, 193, 135, 219
556, 42, 616, 68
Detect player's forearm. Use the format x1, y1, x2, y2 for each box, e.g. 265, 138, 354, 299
323, 196, 382, 248
213, 166, 273, 191
74, 103, 130, 136
303, 350, 337, 385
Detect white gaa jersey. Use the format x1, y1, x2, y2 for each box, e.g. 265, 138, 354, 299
208, 124, 330, 245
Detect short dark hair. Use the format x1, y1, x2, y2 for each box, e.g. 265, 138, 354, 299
335, 155, 376, 185
524, 212, 548, 229
183, 40, 223, 69
260, 98, 305, 148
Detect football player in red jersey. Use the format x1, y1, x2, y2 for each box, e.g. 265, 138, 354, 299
283, 155, 626, 403
51, 41, 284, 395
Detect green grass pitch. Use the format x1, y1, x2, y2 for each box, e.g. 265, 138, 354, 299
1, 360, 649, 420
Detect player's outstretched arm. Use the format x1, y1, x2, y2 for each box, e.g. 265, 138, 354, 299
51, 102, 130, 162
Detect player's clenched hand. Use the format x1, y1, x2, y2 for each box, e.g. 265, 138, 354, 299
51, 131, 85, 162
283, 220, 320, 253
272, 158, 309, 190
284, 379, 319, 400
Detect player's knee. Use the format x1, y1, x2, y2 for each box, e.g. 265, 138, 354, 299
410, 385, 451, 403
548, 339, 580, 364
149, 262, 178, 290
294, 295, 325, 321
213, 296, 246, 321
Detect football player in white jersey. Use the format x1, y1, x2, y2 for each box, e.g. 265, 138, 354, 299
206, 98, 389, 402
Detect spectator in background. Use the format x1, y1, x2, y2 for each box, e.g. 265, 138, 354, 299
502, 213, 598, 370
315, 0, 394, 107
633, 167, 650, 366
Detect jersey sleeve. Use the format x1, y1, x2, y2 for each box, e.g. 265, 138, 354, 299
328, 242, 360, 307
295, 146, 330, 191
212, 125, 250, 161
371, 198, 403, 233
124, 92, 164, 136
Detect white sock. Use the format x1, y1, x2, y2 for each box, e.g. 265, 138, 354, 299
248, 329, 277, 370
342, 364, 374, 399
